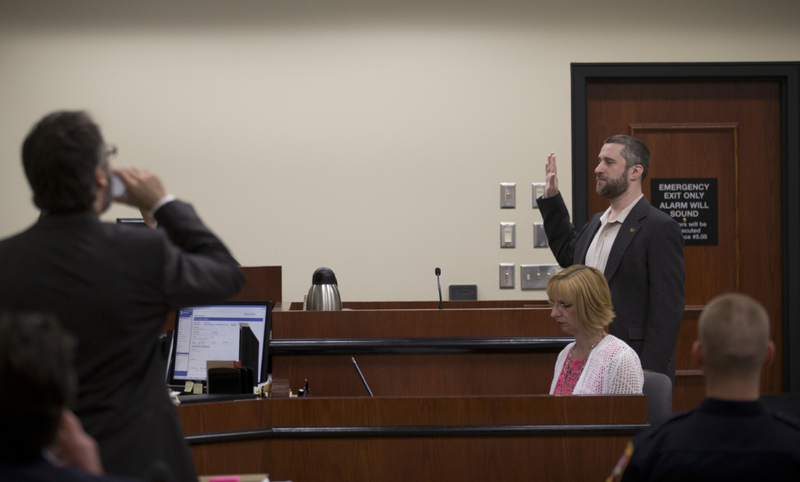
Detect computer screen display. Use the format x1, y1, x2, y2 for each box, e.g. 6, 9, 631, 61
170, 301, 271, 384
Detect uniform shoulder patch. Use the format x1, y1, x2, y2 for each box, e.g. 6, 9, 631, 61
606, 440, 635, 482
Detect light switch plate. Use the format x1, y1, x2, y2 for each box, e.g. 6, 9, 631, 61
520, 264, 560, 290
500, 183, 516, 208
532, 183, 545, 208
500, 222, 516, 248
499, 263, 515, 289
533, 222, 548, 248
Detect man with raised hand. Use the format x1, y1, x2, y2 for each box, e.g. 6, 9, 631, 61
536, 135, 684, 381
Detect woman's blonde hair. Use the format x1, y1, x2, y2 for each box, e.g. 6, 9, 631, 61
546, 265, 615, 332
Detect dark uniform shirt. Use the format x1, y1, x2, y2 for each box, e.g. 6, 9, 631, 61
610, 398, 800, 482
0, 454, 141, 482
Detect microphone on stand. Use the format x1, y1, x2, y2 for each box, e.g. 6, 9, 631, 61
435, 267, 443, 310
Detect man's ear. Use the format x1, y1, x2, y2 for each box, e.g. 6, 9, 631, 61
628, 164, 644, 182
764, 341, 775, 368
94, 165, 108, 189
691, 340, 703, 369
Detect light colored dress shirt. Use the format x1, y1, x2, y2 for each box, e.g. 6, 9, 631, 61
151, 194, 176, 214
584, 194, 643, 273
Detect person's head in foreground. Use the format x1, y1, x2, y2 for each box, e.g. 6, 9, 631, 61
0, 311, 77, 463
607, 294, 798, 482
0, 311, 105, 476
694, 292, 774, 399
547, 265, 642, 395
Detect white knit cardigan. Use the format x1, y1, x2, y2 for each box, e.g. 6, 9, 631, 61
549, 334, 644, 395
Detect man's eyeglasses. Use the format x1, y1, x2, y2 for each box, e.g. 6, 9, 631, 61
547, 300, 573, 311
105, 144, 118, 161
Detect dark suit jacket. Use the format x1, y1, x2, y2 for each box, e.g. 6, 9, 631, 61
538, 193, 685, 381
0, 201, 245, 482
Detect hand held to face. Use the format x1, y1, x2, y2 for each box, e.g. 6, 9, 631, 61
111, 167, 167, 212
50, 409, 104, 476
545, 152, 559, 198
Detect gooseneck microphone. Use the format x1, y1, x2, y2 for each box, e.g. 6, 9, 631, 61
435, 267, 443, 310
351, 357, 373, 397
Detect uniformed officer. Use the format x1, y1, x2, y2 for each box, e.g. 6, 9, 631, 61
608, 293, 800, 481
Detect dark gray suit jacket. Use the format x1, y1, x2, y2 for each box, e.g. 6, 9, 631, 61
538, 192, 685, 381
0, 201, 245, 482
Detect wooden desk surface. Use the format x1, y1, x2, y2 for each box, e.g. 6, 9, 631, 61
178, 395, 646, 434
269, 305, 566, 397
272, 305, 561, 338
178, 395, 646, 481
270, 304, 708, 411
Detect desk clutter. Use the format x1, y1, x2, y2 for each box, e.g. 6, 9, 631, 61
175, 361, 259, 395
173, 361, 266, 405
174, 376, 308, 402
267, 378, 310, 398
199, 474, 271, 482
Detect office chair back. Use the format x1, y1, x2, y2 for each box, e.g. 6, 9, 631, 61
642, 371, 672, 425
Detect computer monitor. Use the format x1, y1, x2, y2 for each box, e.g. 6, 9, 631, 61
168, 301, 272, 385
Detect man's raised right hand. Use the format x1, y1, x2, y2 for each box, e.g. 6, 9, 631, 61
545, 152, 559, 199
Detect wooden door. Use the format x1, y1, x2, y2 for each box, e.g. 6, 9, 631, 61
584, 79, 783, 410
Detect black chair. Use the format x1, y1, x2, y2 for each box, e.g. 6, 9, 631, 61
643, 371, 672, 424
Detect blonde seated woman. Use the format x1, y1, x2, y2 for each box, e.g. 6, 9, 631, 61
547, 265, 644, 395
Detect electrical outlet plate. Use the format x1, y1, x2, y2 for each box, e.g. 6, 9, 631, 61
532, 183, 545, 208
500, 183, 516, 208
500, 222, 516, 248
520, 264, 560, 290
499, 263, 515, 289
533, 222, 548, 248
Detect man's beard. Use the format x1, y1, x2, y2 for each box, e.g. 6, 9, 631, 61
596, 169, 629, 200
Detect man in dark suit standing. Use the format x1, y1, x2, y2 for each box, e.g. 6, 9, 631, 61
0, 111, 245, 481
537, 135, 685, 381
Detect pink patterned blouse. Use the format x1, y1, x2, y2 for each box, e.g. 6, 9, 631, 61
553, 358, 586, 395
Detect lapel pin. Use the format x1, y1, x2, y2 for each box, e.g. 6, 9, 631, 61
630, 228, 635, 233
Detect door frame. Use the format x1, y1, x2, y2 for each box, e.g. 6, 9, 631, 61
570, 62, 800, 391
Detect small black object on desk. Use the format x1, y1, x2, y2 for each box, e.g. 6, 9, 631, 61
297, 379, 310, 397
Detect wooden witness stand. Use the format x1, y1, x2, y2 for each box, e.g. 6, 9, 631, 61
268, 300, 703, 407
173, 267, 695, 480
178, 395, 646, 481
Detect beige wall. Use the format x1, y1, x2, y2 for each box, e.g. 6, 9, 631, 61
1, 0, 798, 303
